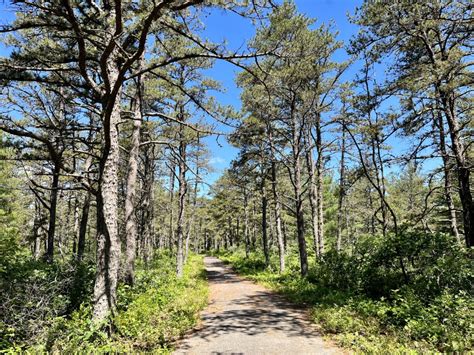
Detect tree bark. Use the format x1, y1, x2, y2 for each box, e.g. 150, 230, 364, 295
168, 162, 176, 251
33, 199, 44, 260
244, 191, 250, 258
185, 135, 200, 262
76, 191, 91, 263
45, 162, 60, 262
141, 143, 155, 265
92, 58, 122, 321
315, 119, 325, 255
124, 74, 143, 285
435, 110, 460, 243
176, 127, 187, 278
252, 199, 257, 249
271, 160, 285, 272
260, 176, 270, 267
291, 101, 308, 277
294, 155, 308, 277
336, 123, 347, 252
438, 89, 473, 247
306, 146, 320, 259
267, 124, 285, 272
72, 194, 80, 256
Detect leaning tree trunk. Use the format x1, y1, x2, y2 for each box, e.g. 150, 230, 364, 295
124, 75, 143, 286
92, 59, 122, 321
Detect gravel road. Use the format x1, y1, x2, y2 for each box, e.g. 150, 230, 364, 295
173, 256, 340, 355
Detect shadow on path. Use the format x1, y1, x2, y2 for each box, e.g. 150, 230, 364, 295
174, 257, 339, 355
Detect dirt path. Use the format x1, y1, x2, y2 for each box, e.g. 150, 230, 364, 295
174, 256, 340, 355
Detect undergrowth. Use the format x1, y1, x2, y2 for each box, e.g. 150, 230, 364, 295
1, 253, 208, 354
216, 233, 473, 354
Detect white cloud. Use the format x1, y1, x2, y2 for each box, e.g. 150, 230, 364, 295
209, 157, 226, 165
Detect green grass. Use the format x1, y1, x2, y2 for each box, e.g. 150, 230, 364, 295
11, 253, 208, 354
217, 250, 473, 354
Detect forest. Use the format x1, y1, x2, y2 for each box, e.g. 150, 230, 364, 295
0, 0, 473, 353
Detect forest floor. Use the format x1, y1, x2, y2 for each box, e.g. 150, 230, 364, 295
173, 256, 340, 355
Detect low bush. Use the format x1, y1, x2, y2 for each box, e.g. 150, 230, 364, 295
0, 257, 95, 350
1, 253, 208, 353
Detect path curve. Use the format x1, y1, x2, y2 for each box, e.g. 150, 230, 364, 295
174, 256, 340, 355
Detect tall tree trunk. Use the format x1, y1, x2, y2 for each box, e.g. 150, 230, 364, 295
267, 124, 285, 272
252, 199, 257, 248
141, 144, 155, 265
315, 113, 325, 256
124, 74, 143, 286
72, 194, 80, 256
438, 89, 472, 247
228, 216, 234, 248
294, 155, 308, 277
33, 199, 43, 260
271, 160, 285, 272
168, 162, 176, 251
77, 154, 93, 262
236, 217, 240, 247
185, 135, 200, 262
336, 123, 346, 252
282, 220, 288, 251
306, 146, 320, 259
375, 137, 388, 236
76, 191, 91, 262
292, 105, 308, 277
244, 191, 250, 258
176, 130, 187, 277
46, 162, 60, 263
435, 110, 460, 242
260, 176, 270, 267
92, 59, 122, 321
60, 191, 72, 259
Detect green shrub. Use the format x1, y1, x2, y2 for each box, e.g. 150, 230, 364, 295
45, 253, 208, 354
0, 258, 95, 351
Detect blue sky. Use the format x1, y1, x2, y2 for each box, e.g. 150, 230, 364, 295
201, 0, 363, 184
0, 0, 365, 187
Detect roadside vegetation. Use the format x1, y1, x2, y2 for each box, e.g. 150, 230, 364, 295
1, 253, 207, 353
217, 235, 473, 354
